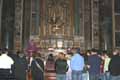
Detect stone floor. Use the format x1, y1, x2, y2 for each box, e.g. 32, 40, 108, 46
27, 72, 56, 80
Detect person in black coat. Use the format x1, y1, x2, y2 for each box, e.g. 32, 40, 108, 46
16, 51, 28, 80
109, 49, 120, 80
7, 53, 17, 80
45, 54, 55, 72
31, 53, 44, 80
13, 51, 28, 80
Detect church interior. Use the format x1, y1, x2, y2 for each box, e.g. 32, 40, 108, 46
0, 0, 120, 52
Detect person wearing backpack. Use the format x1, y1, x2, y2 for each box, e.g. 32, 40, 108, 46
45, 54, 56, 80
45, 54, 55, 72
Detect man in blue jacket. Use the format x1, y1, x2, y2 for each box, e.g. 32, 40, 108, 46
70, 48, 85, 80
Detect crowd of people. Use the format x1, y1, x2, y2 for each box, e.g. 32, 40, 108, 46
0, 48, 120, 80
46, 48, 120, 80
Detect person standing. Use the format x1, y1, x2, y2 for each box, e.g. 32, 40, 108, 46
31, 53, 44, 80
109, 49, 120, 80
0, 48, 14, 80
55, 52, 68, 80
102, 51, 111, 80
45, 54, 56, 80
45, 54, 55, 72
66, 53, 73, 80
13, 51, 28, 80
0, 48, 2, 55
87, 49, 102, 80
70, 48, 85, 80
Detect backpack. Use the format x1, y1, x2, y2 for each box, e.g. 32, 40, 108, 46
45, 60, 55, 72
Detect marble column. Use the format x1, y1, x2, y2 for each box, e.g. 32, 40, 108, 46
22, 0, 32, 49
74, 0, 80, 35
1, 0, 15, 51
35, 0, 40, 35
84, 0, 92, 50
0, 0, 3, 47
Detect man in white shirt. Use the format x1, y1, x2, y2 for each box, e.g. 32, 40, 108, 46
0, 48, 14, 80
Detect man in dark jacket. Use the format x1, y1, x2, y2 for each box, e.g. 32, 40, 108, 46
10, 51, 28, 80
109, 49, 120, 80
88, 49, 102, 80
31, 53, 44, 80
55, 52, 68, 80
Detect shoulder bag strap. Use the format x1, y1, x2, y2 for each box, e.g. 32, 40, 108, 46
34, 60, 44, 73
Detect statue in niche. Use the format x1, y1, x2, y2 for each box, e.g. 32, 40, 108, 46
46, 0, 69, 35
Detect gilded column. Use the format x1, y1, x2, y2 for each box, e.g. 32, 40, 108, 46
40, 0, 45, 38
70, 0, 74, 37
91, 0, 100, 49
14, 0, 24, 50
